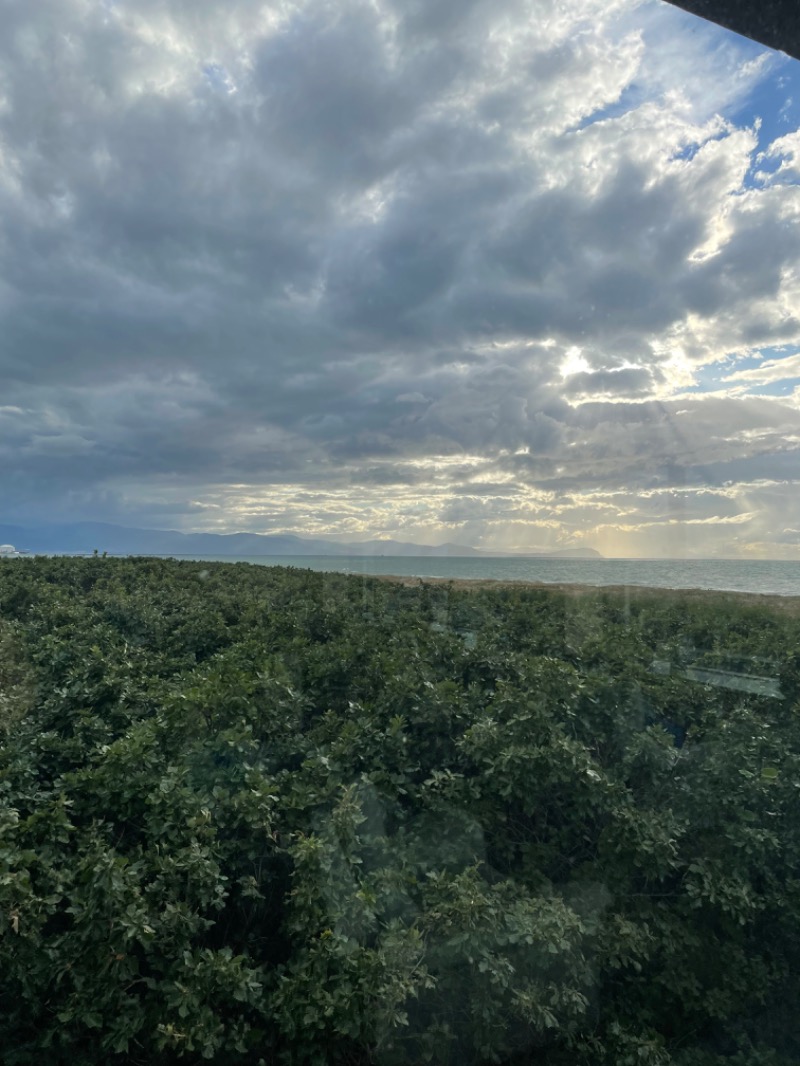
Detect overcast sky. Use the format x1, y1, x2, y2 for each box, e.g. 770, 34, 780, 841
1, 0, 799, 557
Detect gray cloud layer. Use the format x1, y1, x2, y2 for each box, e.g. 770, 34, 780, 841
1, 0, 799, 554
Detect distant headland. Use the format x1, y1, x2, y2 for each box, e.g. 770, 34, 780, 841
0, 522, 602, 560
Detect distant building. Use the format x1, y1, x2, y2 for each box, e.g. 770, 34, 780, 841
0, 544, 19, 556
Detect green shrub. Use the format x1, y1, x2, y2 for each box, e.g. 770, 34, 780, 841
1, 558, 799, 1064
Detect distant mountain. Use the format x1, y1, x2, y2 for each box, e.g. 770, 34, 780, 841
0, 523, 351, 557
0, 522, 602, 559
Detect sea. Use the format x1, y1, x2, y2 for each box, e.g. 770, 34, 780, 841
159, 555, 800, 598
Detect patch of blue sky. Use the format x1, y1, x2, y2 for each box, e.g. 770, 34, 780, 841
578, 4, 796, 158
728, 54, 800, 187
644, 30, 799, 188
667, 126, 730, 164
203, 64, 236, 94
572, 84, 644, 133
684, 356, 739, 393
684, 347, 800, 393
670, 141, 702, 163
744, 380, 799, 397
735, 345, 797, 366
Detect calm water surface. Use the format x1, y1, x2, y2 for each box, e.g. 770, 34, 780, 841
164, 555, 800, 597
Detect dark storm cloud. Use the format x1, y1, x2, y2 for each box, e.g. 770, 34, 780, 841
475, 164, 709, 342
0, 0, 798, 548
253, 5, 433, 187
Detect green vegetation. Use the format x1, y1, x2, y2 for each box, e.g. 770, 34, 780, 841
1, 557, 800, 1065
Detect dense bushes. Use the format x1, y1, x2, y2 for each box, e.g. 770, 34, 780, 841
1, 557, 799, 1064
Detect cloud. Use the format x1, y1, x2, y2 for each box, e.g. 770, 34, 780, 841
563, 367, 658, 398
724, 350, 800, 385
0, 0, 799, 555
757, 128, 800, 184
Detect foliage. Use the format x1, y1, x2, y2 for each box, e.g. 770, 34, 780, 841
1, 556, 799, 1064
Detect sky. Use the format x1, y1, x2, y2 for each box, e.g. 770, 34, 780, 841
1, 0, 799, 558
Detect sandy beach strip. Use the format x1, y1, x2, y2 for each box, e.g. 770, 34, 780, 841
367, 573, 800, 616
